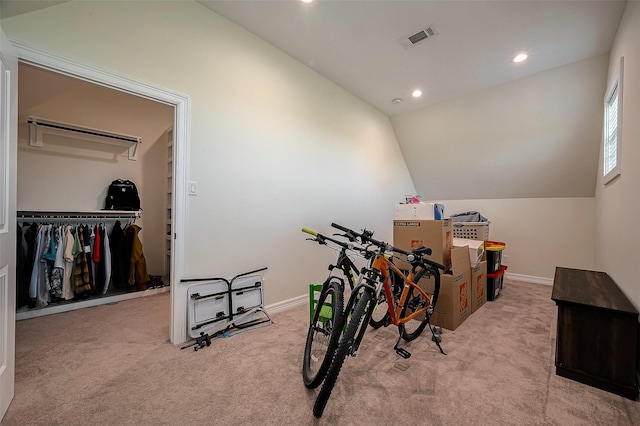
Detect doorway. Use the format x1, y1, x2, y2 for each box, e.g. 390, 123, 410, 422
13, 42, 189, 344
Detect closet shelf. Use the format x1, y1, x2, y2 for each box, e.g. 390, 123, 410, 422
18, 210, 141, 221
27, 116, 142, 161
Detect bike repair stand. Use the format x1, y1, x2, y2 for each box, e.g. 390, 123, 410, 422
181, 306, 273, 351
180, 267, 273, 352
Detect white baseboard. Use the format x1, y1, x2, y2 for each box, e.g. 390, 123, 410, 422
505, 272, 553, 286
264, 273, 554, 316
265, 294, 307, 315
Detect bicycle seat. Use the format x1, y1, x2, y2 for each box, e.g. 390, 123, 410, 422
412, 246, 432, 256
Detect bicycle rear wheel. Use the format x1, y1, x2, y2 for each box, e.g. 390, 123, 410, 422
303, 280, 344, 389
399, 267, 438, 341
313, 287, 373, 418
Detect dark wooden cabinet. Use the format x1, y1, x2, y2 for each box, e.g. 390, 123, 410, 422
552, 267, 639, 400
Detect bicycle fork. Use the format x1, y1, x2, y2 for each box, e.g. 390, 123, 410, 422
346, 281, 378, 357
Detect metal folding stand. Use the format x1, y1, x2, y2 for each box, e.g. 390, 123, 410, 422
180, 267, 272, 352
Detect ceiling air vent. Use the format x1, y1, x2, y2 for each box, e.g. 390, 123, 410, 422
398, 26, 437, 49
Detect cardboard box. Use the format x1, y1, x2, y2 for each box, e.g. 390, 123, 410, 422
416, 246, 471, 331
450, 245, 471, 275
417, 271, 470, 331
393, 219, 452, 271
453, 238, 485, 266
471, 261, 487, 313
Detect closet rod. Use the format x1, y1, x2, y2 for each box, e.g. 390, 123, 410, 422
17, 210, 141, 221
27, 117, 142, 161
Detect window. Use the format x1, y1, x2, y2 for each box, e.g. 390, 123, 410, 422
603, 57, 623, 184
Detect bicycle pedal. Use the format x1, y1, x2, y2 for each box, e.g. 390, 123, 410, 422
395, 348, 411, 359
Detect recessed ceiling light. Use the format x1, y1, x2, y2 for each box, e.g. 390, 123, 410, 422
392, 98, 403, 104
412, 89, 422, 98
513, 53, 528, 63
301, 0, 313, 3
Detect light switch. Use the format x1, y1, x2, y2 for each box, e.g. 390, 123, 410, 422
188, 181, 198, 196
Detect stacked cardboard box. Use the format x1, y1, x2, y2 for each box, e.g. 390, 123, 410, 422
393, 219, 494, 330
393, 218, 453, 271
415, 246, 471, 331
453, 238, 488, 313
471, 261, 487, 313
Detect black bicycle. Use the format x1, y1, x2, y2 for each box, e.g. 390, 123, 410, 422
301, 227, 370, 389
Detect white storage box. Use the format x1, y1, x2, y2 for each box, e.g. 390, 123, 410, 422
230, 274, 265, 326
187, 280, 230, 339
395, 203, 444, 220
452, 221, 490, 240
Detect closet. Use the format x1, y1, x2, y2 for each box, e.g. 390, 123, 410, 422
16, 62, 175, 320
16, 210, 148, 319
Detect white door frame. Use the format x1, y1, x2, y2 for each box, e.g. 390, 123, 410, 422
11, 40, 190, 344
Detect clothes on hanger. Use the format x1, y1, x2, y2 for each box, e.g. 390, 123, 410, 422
62, 225, 75, 300
73, 225, 92, 296
16, 218, 145, 309
50, 225, 64, 299
109, 220, 130, 289
124, 224, 149, 292
16, 224, 30, 308
102, 225, 112, 295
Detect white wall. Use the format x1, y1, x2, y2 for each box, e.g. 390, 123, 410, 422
595, 1, 640, 309
0, 1, 415, 340
439, 198, 595, 282
391, 54, 609, 200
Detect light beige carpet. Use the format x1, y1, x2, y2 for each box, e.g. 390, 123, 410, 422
2, 279, 639, 425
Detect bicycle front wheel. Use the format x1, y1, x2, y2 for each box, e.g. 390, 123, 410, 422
313, 287, 373, 418
368, 290, 389, 329
302, 280, 344, 389
398, 268, 433, 341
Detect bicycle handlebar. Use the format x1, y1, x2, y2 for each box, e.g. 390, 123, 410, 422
419, 256, 446, 271
301, 227, 319, 237
302, 227, 361, 252
331, 222, 402, 253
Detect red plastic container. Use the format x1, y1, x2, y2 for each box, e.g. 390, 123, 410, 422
487, 265, 507, 301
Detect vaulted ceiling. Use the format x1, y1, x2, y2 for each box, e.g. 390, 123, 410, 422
199, 0, 626, 115
2, 1, 626, 116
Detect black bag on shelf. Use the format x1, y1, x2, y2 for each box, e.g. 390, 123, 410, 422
104, 179, 141, 211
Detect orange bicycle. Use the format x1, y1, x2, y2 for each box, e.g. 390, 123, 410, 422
313, 222, 446, 418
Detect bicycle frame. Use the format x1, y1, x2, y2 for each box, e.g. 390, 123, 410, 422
346, 251, 434, 356
302, 227, 367, 310
329, 246, 360, 291
371, 253, 434, 325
